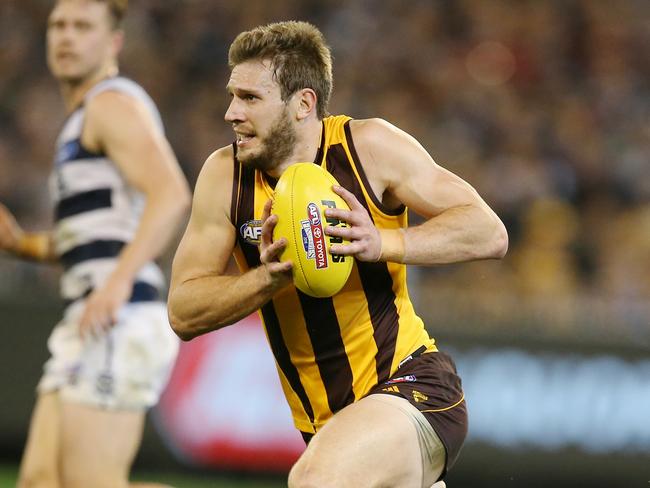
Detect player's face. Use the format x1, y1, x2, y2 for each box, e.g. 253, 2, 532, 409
225, 59, 298, 172
47, 0, 121, 83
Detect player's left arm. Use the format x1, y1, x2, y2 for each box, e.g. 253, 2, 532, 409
78, 90, 191, 336
326, 118, 507, 265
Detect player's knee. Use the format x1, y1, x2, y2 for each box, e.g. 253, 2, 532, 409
287, 459, 312, 488
17, 462, 60, 488
288, 457, 331, 488
61, 467, 127, 488
63, 477, 126, 488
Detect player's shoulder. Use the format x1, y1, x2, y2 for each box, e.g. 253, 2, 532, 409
196, 145, 235, 188
86, 77, 149, 105
348, 117, 416, 165
202, 145, 234, 174
191, 145, 235, 218
85, 78, 155, 121
84, 89, 147, 131
81, 88, 148, 150
348, 117, 407, 149
349, 117, 394, 132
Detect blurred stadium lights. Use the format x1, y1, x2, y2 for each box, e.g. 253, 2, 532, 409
455, 348, 650, 453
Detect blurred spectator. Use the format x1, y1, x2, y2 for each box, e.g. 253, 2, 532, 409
1, 0, 648, 343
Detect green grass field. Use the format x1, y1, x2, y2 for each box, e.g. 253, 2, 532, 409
0, 464, 287, 488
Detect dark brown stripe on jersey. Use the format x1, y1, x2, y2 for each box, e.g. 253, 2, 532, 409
230, 144, 240, 226
261, 302, 315, 425
236, 164, 261, 268
343, 121, 406, 216
235, 161, 315, 425
356, 260, 400, 382
301, 431, 314, 445
326, 143, 400, 383
297, 291, 355, 413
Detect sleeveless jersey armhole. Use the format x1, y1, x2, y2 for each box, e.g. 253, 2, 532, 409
343, 120, 406, 217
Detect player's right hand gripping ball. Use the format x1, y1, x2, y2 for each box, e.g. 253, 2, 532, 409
272, 163, 353, 298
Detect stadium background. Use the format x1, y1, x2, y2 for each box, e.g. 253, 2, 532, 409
1, 1, 648, 487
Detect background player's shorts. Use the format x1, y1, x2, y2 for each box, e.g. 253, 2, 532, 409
37, 301, 179, 411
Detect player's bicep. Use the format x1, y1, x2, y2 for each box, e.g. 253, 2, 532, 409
172, 212, 235, 283
170, 150, 236, 285
359, 119, 485, 219
395, 156, 484, 220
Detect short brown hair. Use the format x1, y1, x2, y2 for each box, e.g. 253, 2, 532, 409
56, 0, 127, 29
99, 0, 127, 29
228, 21, 333, 119
95, 0, 129, 29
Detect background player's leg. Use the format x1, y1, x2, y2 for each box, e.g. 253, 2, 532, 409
130, 483, 175, 488
59, 401, 146, 488
17, 392, 61, 488
288, 394, 443, 488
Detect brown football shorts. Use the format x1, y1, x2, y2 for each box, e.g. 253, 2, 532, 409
366, 349, 468, 474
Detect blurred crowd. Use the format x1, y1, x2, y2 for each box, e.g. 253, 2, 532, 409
1, 0, 648, 343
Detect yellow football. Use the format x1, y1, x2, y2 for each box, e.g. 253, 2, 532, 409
272, 163, 353, 298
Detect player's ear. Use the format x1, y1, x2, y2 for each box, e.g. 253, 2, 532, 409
295, 88, 317, 121
111, 29, 124, 57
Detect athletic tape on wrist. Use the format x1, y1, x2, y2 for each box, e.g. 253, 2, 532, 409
16, 234, 50, 261
378, 228, 405, 263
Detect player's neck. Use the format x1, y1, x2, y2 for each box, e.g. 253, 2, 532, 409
59, 64, 119, 114
268, 118, 323, 179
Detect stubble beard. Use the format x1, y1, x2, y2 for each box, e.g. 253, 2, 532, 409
240, 107, 297, 173
51, 55, 117, 89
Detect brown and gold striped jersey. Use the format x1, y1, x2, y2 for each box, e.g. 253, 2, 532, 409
230, 115, 436, 434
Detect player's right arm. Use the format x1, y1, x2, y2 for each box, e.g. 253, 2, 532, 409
0, 203, 56, 262
167, 147, 292, 341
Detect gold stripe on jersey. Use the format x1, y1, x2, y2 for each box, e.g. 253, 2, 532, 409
231, 116, 435, 433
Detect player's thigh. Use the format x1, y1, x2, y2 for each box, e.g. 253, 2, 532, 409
17, 392, 61, 488
289, 394, 423, 488
59, 401, 145, 488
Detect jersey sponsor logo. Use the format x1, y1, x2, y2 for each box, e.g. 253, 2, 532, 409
240, 219, 262, 245
386, 374, 417, 384
413, 390, 429, 403
382, 385, 400, 393
301, 203, 328, 269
